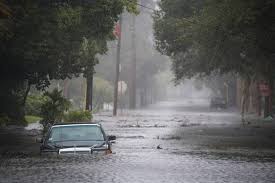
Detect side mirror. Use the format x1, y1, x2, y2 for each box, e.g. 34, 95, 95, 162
36, 137, 43, 143
107, 135, 116, 141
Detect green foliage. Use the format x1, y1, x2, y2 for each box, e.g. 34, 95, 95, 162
25, 94, 45, 116
64, 110, 92, 123
0, 0, 137, 122
40, 89, 71, 130
0, 114, 11, 127
154, 0, 275, 81
25, 115, 42, 124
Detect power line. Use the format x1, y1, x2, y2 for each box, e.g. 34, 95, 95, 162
136, 2, 155, 11
127, 0, 156, 11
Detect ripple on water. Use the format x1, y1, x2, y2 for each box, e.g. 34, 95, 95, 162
0, 150, 275, 183
1, 103, 275, 183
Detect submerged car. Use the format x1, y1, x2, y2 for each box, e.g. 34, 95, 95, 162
38, 123, 116, 155
210, 97, 227, 109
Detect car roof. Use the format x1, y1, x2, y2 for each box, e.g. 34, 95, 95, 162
52, 123, 101, 128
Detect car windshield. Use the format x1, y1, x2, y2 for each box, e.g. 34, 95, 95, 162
47, 125, 105, 143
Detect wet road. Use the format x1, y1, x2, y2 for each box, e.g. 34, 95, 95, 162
1, 99, 275, 183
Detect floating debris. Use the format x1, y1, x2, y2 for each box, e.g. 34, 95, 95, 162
157, 145, 162, 149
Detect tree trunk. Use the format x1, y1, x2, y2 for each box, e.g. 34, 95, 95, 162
90, 74, 93, 111
85, 77, 90, 110
241, 77, 251, 124
85, 75, 93, 111
22, 81, 31, 106
257, 95, 262, 116
269, 77, 274, 116
264, 96, 270, 118
264, 76, 274, 117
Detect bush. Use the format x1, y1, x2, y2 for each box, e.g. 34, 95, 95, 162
25, 115, 42, 124
25, 94, 46, 116
64, 110, 92, 122
40, 89, 71, 133
0, 114, 11, 127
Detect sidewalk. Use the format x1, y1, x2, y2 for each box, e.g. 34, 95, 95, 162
244, 113, 275, 128
173, 115, 275, 151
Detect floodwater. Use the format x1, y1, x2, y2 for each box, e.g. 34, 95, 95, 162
1, 99, 275, 183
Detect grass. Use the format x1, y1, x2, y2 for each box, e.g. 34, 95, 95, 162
25, 115, 42, 124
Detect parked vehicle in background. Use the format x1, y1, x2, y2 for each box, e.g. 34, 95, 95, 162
37, 123, 116, 155
210, 97, 227, 109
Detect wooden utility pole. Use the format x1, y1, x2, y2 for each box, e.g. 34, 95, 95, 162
113, 14, 122, 116
129, 14, 136, 109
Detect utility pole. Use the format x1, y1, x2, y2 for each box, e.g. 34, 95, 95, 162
113, 14, 122, 116
129, 14, 136, 109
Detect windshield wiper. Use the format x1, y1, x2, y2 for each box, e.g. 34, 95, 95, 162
90, 142, 106, 149
47, 142, 63, 149
53, 144, 63, 148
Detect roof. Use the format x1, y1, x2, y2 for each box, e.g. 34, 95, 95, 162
52, 122, 100, 127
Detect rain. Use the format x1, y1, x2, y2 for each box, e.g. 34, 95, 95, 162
0, 0, 275, 182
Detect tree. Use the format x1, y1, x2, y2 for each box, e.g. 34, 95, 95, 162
0, 0, 137, 122
154, 0, 275, 78
154, 0, 275, 115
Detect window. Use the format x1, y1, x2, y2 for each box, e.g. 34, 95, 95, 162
48, 125, 104, 142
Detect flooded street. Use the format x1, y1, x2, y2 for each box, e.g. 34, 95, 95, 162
1, 1, 274, 182
1, 99, 275, 183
